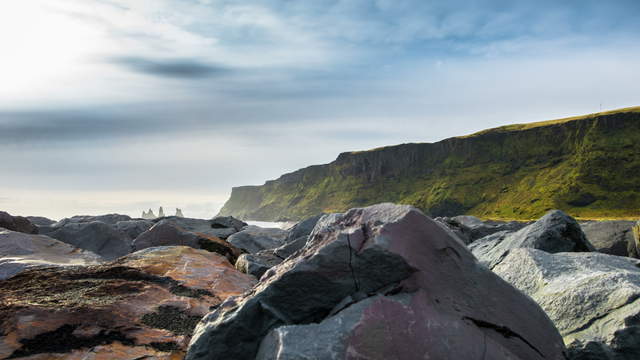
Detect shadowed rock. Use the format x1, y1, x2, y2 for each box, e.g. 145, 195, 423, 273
226, 225, 289, 254
0, 246, 256, 359
133, 221, 242, 263
580, 220, 637, 257
493, 248, 640, 360
469, 210, 594, 268
436, 215, 529, 244
0, 211, 38, 234
45, 221, 133, 261
25, 216, 56, 227
210, 216, 247, 232
114, 219, 153, 240
187, 203, 566, 360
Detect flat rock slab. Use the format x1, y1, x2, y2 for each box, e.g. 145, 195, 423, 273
187, 203, 566, 360
0, 246, 256, 359
493, 248, 640, 360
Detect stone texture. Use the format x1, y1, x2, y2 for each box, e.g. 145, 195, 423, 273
25, 216, 56, 227
157, 217, 240, 239
54, 214, 133, 226
226, 225, 289, 254
114, 219, 154, 240
493, 248, 640, 360
0, 246, 256, 360
0, 211, 38, 234
436, 215, 528, 244
210, 216, 247, 232
580, 220, 637, 257
235, 251, 283, 278
45, 221, 133, 261
187, 203, 566, 360
285, 214, 323, 242
132, 221, 242, 263
0, 229, 102, 280
469, 210, 594, 268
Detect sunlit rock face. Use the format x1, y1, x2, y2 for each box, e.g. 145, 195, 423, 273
0, 228, 101, 280
0, 246, 256, 359
187, 203, 566, 360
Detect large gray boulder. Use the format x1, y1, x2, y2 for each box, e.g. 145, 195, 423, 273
53, 213, 132, 226
25, 216, 56, 227
469, 210, 594, 268
226, 225, 289, 254
114, 219, 153, 240
186, 203, 566, 360
45, 221, 133, 260
157, 216, 239, 239
132, 221, 242, 263
0, 211, 38, 234
0, 229, 101, 280
211, 216, 247, 232
235, 251, 283, 278
493, 248, 640, 360
285, 214, 323, 242
580, 220, 637, 257
436, 215, 528, 244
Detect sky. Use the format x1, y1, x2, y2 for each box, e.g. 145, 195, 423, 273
1, 0, 639, 220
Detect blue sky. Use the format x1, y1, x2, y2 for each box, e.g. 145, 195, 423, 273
1, 0, 639, 219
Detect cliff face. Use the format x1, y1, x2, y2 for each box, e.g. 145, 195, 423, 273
218, 107, 640, 221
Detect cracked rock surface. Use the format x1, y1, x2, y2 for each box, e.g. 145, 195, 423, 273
0, 246, 255, 359
186, 203, 566, 360
493, 248, 640, 360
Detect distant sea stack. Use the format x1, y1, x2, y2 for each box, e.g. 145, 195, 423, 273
218, 106, 640, 221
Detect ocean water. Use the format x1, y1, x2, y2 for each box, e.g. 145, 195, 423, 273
246, 220, 296, 230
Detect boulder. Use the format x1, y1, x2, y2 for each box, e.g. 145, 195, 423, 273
25, 216, 56, 226
54, 214, 132, 226
0, 211, 38, 234
226, 225, 289, 254
210, 216, 247, 232
46, 221, 133, 260
235, 251, 283, 278
187, 203, 566, 360
285, 214, 323, 242
132, 221, 242, 263
0, 229, 101, 280
114, 219, 154, 240
469, 210, 594, 268
580, 220, 637, 257
493, 248, 640, 360
0, 246, 256, 359
158, 216, 239, 239
436, 215, 528, 244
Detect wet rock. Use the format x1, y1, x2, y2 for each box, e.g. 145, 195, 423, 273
493, 248, 640, 360
132, 221, 242, 263
0, 246, 256, 360
46, 221, 133, 261
436, 215, 528, 244
469, 210, 594, 268
187, 203, 566, 360
210, 216, 247, 232
0, 229, 101, 280
226, 225, 289, 254
580, 220, 637, 257
0, 211, 38, 234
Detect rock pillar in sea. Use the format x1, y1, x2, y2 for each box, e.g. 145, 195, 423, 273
176, 208, 184, 217
158, 206, 165, 218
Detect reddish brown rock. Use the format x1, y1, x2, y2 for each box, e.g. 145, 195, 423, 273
0, 246, 256, 359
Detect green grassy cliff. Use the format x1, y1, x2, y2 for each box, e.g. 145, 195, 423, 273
218, 107, 640, 221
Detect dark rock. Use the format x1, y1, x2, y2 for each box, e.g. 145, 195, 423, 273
25, 216, 56, 226
469, 210, 594, 268
272, 236, 308, 259
235, 251, 283, 278
0, 246, 255, 359
157, 216, 239, 239
211, 216, 247, 232
580, 220, 636, 257
115, 219, 154, 240
226, 225, 289, 254
187, 203, 566, 360
54, 214, 132, 226
436, 215, 529, 244
46, 221, 133, 261
0, 228, 101, 280
0, 211, 38, 234
493, 248, 640, 360
285, 214, 323, 242
132, 221, 242, 263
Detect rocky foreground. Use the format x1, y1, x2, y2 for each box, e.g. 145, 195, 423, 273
0, 206, 639, 359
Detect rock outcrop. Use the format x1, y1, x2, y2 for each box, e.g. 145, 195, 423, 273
114, 219, 154, 240
45, 221, 134, 261
493, 248, 640, 360
187, 203, 566, 360
158, 217, 240, 239
0, 211, 38, 234
142, 209, 156, 220
25, 216, 56, 227
0, 246, 256, 359
436, 215, 528, 244
580, 220, 637, 257
132, 221, 242, 263
210, 216, 247, 232
226, 226, 289, 254
0, 228, 102, 280
176, 208, 185, 217
469, 210, 594, 268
